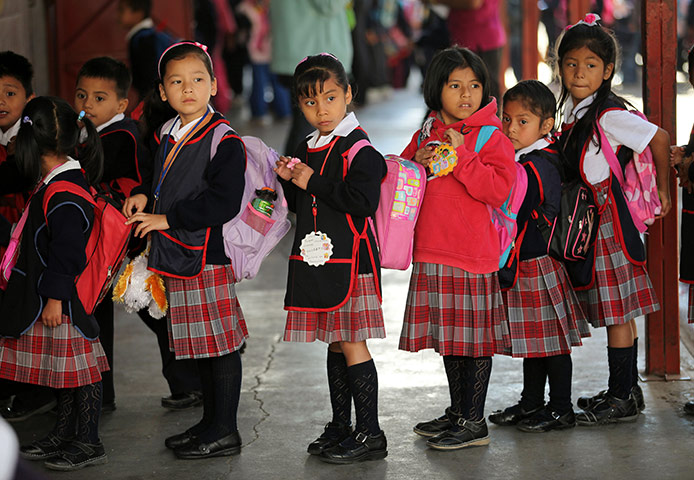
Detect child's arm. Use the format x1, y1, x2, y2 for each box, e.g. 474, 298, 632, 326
649, 127, 672, 218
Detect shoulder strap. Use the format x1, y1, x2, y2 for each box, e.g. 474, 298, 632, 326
210, 122, 234, 160
597, 123, 626, 186
346, 139, 372, 168
42, 181, 95, 221
474, 125, 498, 153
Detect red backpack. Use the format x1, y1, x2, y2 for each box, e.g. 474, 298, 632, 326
42, 181, 132, 315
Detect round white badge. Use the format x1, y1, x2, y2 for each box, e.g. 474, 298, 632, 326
300, 231, 334, 267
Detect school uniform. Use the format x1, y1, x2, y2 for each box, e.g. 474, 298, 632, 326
282, 112, 387, 344
0, 160, 108, 389
0, 119, 27, 225
559, 93, 660, 328
501, 138, 590, 359
399, 100, 516, 358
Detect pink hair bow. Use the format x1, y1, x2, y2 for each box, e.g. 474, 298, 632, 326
566, 13, 601, 31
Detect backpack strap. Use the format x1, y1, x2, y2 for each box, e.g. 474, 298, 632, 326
209, 122, 234, 160
346, 139, 373, 168
42, 181, 95, 222
474, 125, 498, 153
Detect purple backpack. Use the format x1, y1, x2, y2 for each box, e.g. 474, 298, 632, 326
209, 124, 291, 281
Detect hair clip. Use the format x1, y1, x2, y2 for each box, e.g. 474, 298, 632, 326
297, 52, 339, 67
22, 115, 32, 125
566, 13, 601, 30
158, 41, 213, 79
78, 110, 86, 121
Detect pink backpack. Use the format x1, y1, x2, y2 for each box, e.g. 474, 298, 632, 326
0, 207, 29, 290
598, 111, 662, 233
347, 140, 426, 270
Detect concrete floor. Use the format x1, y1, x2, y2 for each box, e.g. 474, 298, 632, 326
8, 77, 694, 480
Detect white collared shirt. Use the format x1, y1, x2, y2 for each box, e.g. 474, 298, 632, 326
0, 118, 20, 147
79, 113, 125, 143
562, 94, 657, 185
126, 17, 155, 42
306, 112, 360, 149
515, 138, 550, 162
43, 157, 82, 185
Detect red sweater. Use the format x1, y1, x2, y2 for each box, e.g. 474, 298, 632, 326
401, 100, 516, 274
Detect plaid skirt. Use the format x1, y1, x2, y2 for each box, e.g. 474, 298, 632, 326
502, 255, 590, 358
688, 285, 694, 324
399, 262, 510, 357
576, 204, 660, 328
166, 264, 248, 359
283, 274, 385, 343
0, 315, 109, 388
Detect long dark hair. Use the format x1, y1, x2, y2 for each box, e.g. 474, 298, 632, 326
15, 96, 103, 186
292, 53, 351, 103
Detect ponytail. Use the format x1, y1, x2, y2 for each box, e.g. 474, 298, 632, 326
141, 84, 176, 144
78, 115, 104, 186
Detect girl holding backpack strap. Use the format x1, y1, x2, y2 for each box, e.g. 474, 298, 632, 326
398, 47, 516, 451
274, 53, 388, 464
123, 42, 247, 459
554, 14, 671, 425
0, 96, 109, 471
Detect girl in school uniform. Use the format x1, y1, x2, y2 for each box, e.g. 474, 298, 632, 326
399, 46, 516, 450
0, 96, 107, 471
554, 14, 671, 425
123, 41, 247, 458
274, 53, 388, 464
489, 80, 590, 433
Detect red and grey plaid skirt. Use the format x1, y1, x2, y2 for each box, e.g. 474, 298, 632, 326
399, 262, 510, 357
576, 205, 660, 328
0, 315, 109, 389
166, 264, 248, 359
502, 255, 590, 358
283, 273, 385, 343
688, 284, 694, 324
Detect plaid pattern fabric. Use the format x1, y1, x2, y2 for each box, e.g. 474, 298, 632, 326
0, 315, 108, 388
283, 274, 385, 343
576, 205, 660, 328
502, 255, 589, 358
689, 285, 694, 324
166, 264, 248, 359
399, 262, 510, 357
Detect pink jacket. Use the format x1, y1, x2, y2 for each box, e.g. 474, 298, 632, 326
401, 99, 516, 273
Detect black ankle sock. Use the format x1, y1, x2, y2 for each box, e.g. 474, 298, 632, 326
546, 355, 573, 414
443, 355, 466, 414
520, 358, 547, 411
632, 338, 639, 388
461, 357, 492, 422
327, 349, 351, 426
76, 382, 102, 445
198, 351, 242, 443
53, 388, 76, 440
189, 358, 215, 436
607, 346, 633, 400
347, 359, 380, 435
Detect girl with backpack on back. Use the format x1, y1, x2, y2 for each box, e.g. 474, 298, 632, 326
274, 53, 388, 464
398, 46, 516, 451
554, 14, 671, 425
0, 96, 108, 471
123, 41, 247, 459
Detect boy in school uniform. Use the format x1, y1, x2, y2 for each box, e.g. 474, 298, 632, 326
0, 51, 58, 423
74, 56, 201, 411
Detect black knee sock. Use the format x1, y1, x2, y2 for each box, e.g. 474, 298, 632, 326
198, 351, 242, 443
607, 346, 633, 400
53, 388, 77, 440
189, 358, 215, 436
443, 355, 466, 414
76, 382, 102, 445
520, 358, 547, 411
546, 355, 573, 414
461, 357, 492, 422
347, 359, 380, 435
327, 350, 351, 425
632, 338, 639, 388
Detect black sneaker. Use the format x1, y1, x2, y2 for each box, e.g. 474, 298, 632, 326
488, 403, 544, 426
307, 422, 352, 455
684, 401, 694, 415
413, 410, 452, 437
576, 394, 639, 426
43, 440, 108, 471
161, 391, 203, 410
20, 434, 71, 461
576, 390, 607, 411
516, 407, 576, 433
426, 417, 490, 450
319, 430, 388, 464
631, 384, 645, 412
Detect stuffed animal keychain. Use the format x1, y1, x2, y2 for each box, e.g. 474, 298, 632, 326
113, 246, 168, 319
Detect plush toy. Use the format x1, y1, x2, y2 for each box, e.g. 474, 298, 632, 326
113, 251, 168, 319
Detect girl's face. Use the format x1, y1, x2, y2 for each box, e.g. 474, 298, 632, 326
560, 46, 614, 105
439, 67, 483, 125
298, 76, 352, 137
159, 54, 217, 125
502, 99, 554, 151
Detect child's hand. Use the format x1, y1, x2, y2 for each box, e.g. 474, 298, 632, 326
670, 145, 685, 167
656, 187, 672, 218
444, 128, 465, 149
122, 194, 148, 218
414, 145, 436, 167
274, 156, 293, 181
290, 162, 314, 190
125, 213, 170, 238
40, 298, 63, 328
